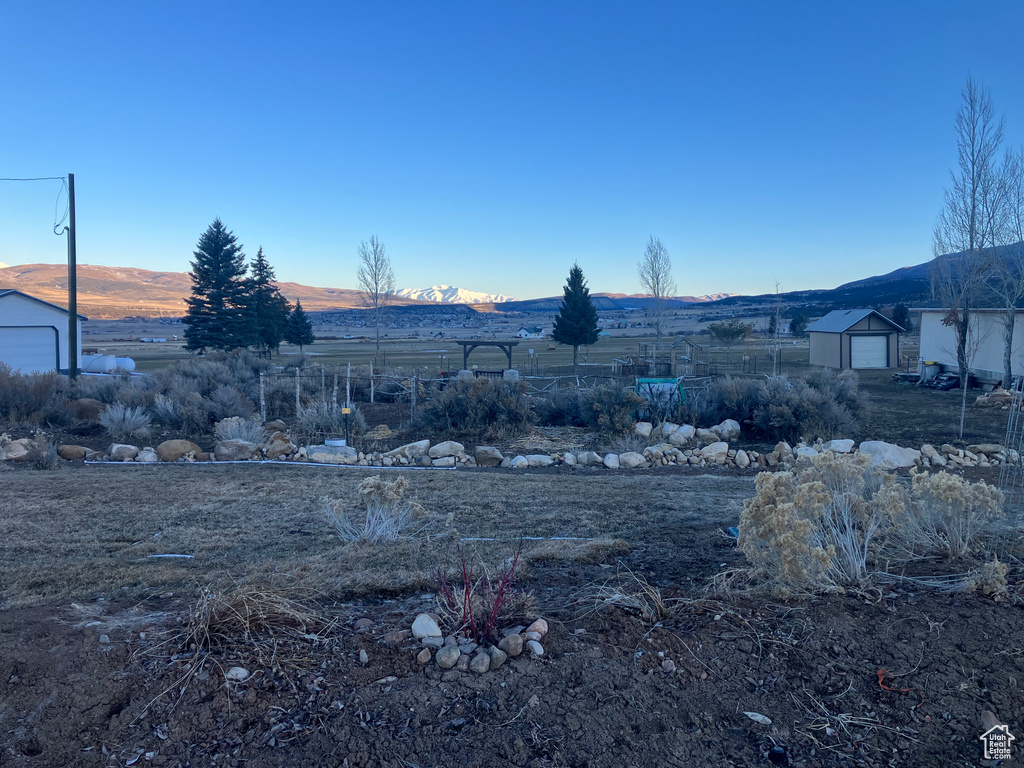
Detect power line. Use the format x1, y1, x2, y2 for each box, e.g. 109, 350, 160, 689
0, 176, 67, 181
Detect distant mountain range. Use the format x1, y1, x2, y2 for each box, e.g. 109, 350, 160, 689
395, 285, 516, 304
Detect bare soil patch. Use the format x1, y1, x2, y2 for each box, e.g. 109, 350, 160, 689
1, 465, 1020, 767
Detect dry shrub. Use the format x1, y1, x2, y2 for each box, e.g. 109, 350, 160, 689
99, 402, 152, 442
296, 401, 367, 442
436, 542, 533, 644
184, 584, 320, 651
0, 364, 70, 427
739, 452, 896, 594
324, 475, 424, 543
420, 377, 536, 438
583, 382, 646, 436
214, 416, 266, 443
27, 432, 59, 470
534, 389, 588, 427
887, 471, 1003, 561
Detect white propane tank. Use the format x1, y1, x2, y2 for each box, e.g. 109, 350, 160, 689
114, 357, 136, 372
80, 355, 117, 373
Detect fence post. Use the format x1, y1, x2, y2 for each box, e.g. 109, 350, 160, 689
295, 367, 300, 415
370, 371, 375, 403
320, 366, 326, 406
346, 362, 352, 408
411, 370, 418, 420
332, 374, 339, 415
259, 372, 266, 422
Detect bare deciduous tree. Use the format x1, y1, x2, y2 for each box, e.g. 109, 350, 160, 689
990, 147, 1024, 387
637, 235, 676, 343
932, 76, 1005, 437
357, 235, 396, 361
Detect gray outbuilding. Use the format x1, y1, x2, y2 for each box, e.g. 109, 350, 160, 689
0, 289, 86, 374
806, 309, 903, 370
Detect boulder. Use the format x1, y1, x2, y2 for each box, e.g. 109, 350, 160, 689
474, 446, 504, 467
701, 442, 729, 461
603, 453, 620, 469
498, 633, 524, 657
711, 419, 741, 441
574, 451, 600, 466
214, 440, 260, 462
384, 440, 430, 460
920, 443, 939, 459
967, 443, 1004, 456
858, 440, 921, 470
525, 454, 554, 467
429, 440, 465, 459
509, 455, 529, 469
263, 419, 287, 432
661, 422, 681, 437
57, 444, 91, 461
695, 428, 718, 443
411, 613, 442, 639
734, 449, 750, 469
562, 452, 577, 467
930, 453, 948, 467
618, 451, 645, 469
3, 438, 32, 462
108, 443, 139, 461
432, 456, 456, 468
822, 439, 854, 454
71, 398, 106, 422
634, 422, 653, 438
135, 447, 158, 463
795, 446, 819, 461
263, 431, 295, 459
668, 426, 696, 446
307, 444, 358, 465
156, 440, 201, 462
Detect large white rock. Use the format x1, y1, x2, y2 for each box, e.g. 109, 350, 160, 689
562, 451, 577, 466
109, 443, 139, 461
2, 438, 33, 462
701, 442, 729, 461
215, 440, 260, 462
576, 451, 603, 466
431, 456, 456, 467
429, 440, 465, 459
734, 449, 750, 468
509, 455, 529, 468
474, 446, 504, 467
661, 422, 681, 437
668, 425, 696, 446
795, 445, 819, 461
696, 428, 718, 443
603, 453, 620, 469
384, 440, 430, 460
526, 454, 554, 467
308, 444, 358, 464
135, 447, 158, 463
618, 451, 645, 468
411, 613, 442, 639
858, 441, 921, 469
822, 439, 854, 454
711, 419, 741, 441
634, 422, 653, 438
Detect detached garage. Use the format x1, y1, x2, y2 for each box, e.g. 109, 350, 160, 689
807, 309, 903, 370
0, 290, 86, 374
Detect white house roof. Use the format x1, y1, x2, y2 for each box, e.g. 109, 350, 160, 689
0, 289, 88, 320
806, 308, 903, 334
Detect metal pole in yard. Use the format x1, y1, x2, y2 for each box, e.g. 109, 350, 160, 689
370, 371, 375, 403
332, 374, 339, 415
259, 372, 266, 422
66, 173, 78, 379
411, 370, 418, 420
346, 362, 352, 408
295, 367, 301, 415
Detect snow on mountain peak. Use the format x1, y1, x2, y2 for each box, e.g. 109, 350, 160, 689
394, 285, 516, 304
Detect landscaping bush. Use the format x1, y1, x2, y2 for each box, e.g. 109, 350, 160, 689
324, 475, 424, 544
534, 389, 588, 427
72, 374, 123, 404
419, 377, 536, 438
214, 417, 266, 443
26, 432, 59, 470
99, 403, 152, 443
0, 364, 69, 426
295, 401, 367, 441
208, 386, 255, 420
583, 382, 645, 436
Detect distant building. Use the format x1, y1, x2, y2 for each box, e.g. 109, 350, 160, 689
806, 309, 902, 370
0, 290, 86, 373
516, 326, 544, 339
917, 307, 1024, 382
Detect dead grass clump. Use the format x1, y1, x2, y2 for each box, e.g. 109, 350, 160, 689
183, 583, 321, 656
580, 564, 669, 624
214, 416, 266, 443
26, 432, 59, 471
324, 475, 425, 544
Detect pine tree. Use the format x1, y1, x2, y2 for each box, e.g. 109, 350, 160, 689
284, 300, 315, 352
246, 247, 292, 355
184, 219, 254, 352
552, 263, 600, 375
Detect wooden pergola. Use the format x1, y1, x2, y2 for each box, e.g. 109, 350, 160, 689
454, 339, 520, 370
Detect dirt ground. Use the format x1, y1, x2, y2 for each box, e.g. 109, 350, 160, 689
1, 465, 1022, 767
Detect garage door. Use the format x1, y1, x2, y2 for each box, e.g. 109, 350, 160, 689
0, 327, 59, 373
850, 335, 887, 369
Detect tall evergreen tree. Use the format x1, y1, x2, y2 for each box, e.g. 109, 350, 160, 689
284, 300, 315, 353
246, 247, 292, 355
184, 219, 254, 352
552, 263, 600, 375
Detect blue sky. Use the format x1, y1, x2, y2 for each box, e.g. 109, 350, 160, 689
2, 1, 1023, 300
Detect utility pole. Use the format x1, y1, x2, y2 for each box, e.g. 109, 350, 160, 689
67, 173, 78, 379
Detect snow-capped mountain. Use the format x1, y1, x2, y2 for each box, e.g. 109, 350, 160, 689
394, 285, 516, 304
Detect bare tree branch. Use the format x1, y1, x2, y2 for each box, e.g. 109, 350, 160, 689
637, 235, 676, 343
356, 235, 395, 361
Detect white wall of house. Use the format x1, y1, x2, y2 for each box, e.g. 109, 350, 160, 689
0, 292, 82, 373
919, 309, 1024, 381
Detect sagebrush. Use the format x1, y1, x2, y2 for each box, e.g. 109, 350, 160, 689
99, 403, 152, 442
419, 377, 535, 438
324, 475, 424, 544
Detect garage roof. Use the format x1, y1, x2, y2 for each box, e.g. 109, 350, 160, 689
0, 289, 88, 320
806, 308, 903, 333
